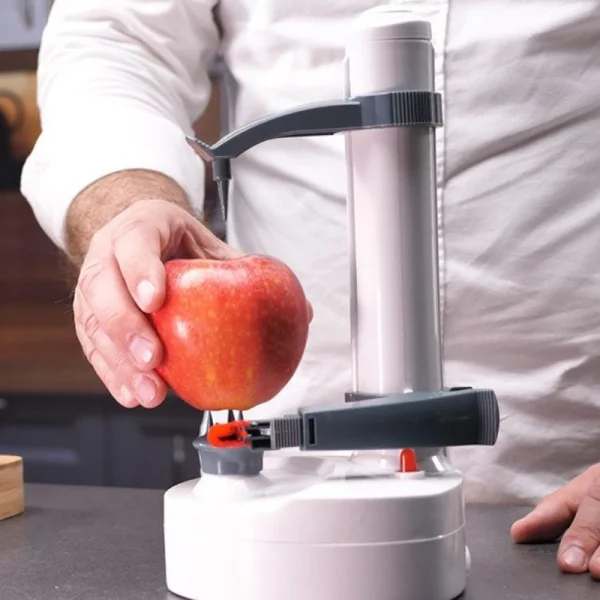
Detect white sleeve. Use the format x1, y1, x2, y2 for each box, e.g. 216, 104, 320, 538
20, 0, 220, 250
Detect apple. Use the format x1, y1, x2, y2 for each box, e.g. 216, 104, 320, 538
149, 254, 311, 412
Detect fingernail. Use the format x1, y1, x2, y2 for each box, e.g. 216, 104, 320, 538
119, 386, 137, 408
562, 545, 587, 570
136, 280, 156, 310
129, 335, 154, 366
133, 374, 158, 407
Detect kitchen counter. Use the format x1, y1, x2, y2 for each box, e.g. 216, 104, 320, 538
0, 484, 596, 599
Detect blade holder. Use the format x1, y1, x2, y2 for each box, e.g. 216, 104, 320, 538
194, 434, 265, 476
195, 410, 263, 476
186, 90, 443, 222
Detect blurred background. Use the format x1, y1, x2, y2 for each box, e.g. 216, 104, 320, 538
0, 0, 226, 489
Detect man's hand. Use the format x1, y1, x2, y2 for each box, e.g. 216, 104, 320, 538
511, 464, 600, 578
70, 185, 242, 409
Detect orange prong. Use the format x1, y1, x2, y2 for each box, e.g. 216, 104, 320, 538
207, 421, 252, 448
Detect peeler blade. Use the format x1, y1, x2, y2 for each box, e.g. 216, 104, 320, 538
199, 411, 214, 437
217, 180, 229, 222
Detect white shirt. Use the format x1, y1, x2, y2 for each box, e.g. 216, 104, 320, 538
21, 0, 600, 505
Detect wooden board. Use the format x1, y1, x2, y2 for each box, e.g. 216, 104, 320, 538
0, 455, 24, 521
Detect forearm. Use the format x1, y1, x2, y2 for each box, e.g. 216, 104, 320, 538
21, 0, 219, 253
65, 169, 194, 266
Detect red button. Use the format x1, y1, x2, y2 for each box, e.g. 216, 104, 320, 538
399, 448, 418, 472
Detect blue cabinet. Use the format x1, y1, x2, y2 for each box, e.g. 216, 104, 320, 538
0, 393, 203, 488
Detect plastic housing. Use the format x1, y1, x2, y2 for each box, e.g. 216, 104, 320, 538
164, 7, 470, 600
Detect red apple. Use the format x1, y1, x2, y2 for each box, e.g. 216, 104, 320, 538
149, 254, 311, 411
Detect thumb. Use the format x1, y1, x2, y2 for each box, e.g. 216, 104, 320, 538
307, 300, 314, 322
182, 212, 245, 261
110, 213, 177, 314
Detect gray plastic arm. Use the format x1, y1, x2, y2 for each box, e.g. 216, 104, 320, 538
188, 90, 443, 161
186, 90, 443, 219
242, 388, 500, 452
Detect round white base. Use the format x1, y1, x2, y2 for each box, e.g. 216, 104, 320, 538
164, 454, 470, 600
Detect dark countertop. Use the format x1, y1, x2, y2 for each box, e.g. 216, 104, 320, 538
0, 484, 596, 600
